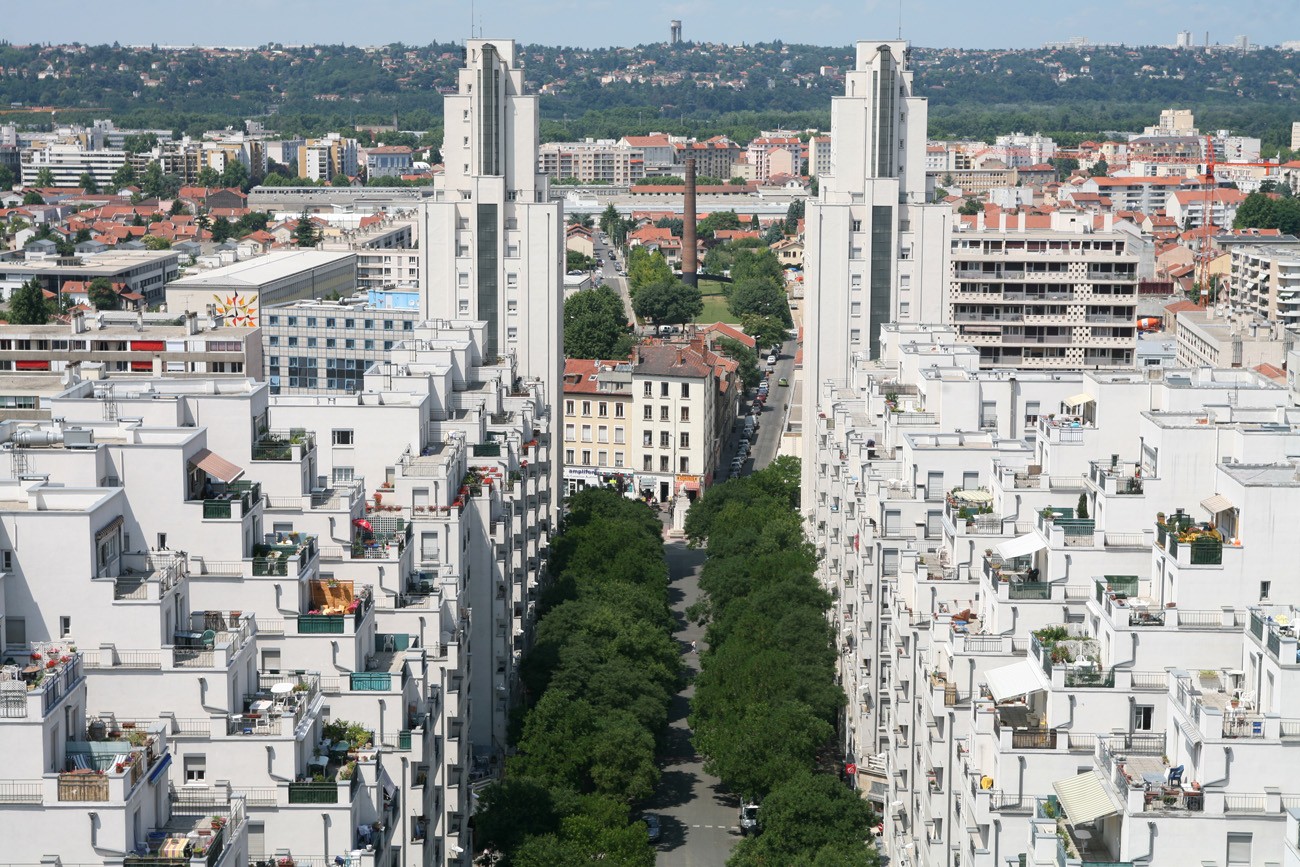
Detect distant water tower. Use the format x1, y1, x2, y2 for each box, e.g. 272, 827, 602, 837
670, 20, 682, 45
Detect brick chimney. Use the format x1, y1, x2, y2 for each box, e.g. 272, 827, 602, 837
681, 157, 698, 287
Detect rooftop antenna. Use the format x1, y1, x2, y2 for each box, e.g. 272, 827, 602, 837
898, 0, 903, 39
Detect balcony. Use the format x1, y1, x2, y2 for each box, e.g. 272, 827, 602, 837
60, 721, 167, 803
1154, 510, 1227, 566
252, 533, 317, 577
297, 580, 374, 633
251, 428, 315, 462
110, 550, 186, 601
1089, 460, 1145, 496
126, 801, 244, 867
228, 671, 321, 737
0, 644, 83, 718
193, 480, 262, 520
1251, 607, 1300, 665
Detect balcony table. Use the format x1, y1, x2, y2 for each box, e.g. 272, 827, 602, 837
250, 699, 273, 715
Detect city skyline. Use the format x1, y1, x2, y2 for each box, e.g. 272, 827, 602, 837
4, 0, 1298, 51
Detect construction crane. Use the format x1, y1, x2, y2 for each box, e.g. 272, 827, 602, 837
1194, 133, 1281, 305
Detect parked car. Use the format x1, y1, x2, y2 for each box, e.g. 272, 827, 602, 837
644, 814, 661, 843
777, 377, 789, 387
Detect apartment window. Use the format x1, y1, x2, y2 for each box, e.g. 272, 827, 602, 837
643, 405, 653, 420
681, 383, 690, 398
660, 382, 669, 397
1260, 581, 1271, 601
598, 402, 608, 417
614, 427, 625, 444
597, 451, 608, 467
565, 449, 575, 463
564, 424, 575, 441
507, 327, 518, 341
899, 300, 910, 317
614, 403, 624, 418
183, 755, 206, 784
851, 219, 862, 232
850, 274, 862, 290
458, 299, 470, 315
1226, 834, 1251, 867
643, 455, 654, 471
364, 340, 375, 351
582, 401, 591, 416
1132, 705, 1154, 731
679, 457, 689, 473
660, 432, 670, 448
680, 407, 690, 422
849, 329, 862, 344
581, 425, 592, 442
344, 338, 355, 349
581, 450, 592, 465
643, 431, 653, 447
565, 400, 575, 415
643, 382, 653, 397
325, 338, 336, 348
59, 616, 72, 638
344, 319, 355, 329
0, 550, 10, 570
660, 406, 670, 421
614, 453, 625, 467
680, 432, 690, 448
660, 456, 669, 472
1024, 401, 1041, 427
850, 301, 862, 317
850, 246, 863, 259
332, 429, 354, 446
325, 318, 336, 328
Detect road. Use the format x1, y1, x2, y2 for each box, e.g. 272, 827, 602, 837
647, 343, 796, 866
592, 232, 635, 323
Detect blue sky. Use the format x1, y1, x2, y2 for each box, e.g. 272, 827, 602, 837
5, 0, 1297, 49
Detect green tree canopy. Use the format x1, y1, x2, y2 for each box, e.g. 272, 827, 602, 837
111, 162, 137, 190
22, 191, 44, 206
741, 314, 790, 350
293, 212, 320, 247
34, 167, 54, 187
0, 165, 14, 189
727, 278, 790, 324
697, 210, 741, 236
8, 279, 49, 324
727, 771, 878, 867
626, 247, 674, 295
210, 216, 234, 243
717, 336, 760, 389
87, 277, 117, 310
219, 160, 249, 190
959, 196, 982, 215
77, 172, 99, 194
196, 166, 221, 187
564, 286, 634, 359
631, 279, 703, 325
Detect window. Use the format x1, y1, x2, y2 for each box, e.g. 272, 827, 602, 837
565, 400, 574, 415
680, 406, 690, 422
643, 455, 654, 471
660, 456, 669, 472
851, 219, 862, 232
899, 300, 910, 317
597, 426, 609, 443
458, 299, 470, 315
680, 432, 690, 448
1260, 581, 1271, 601
383, 319, 394, 331
1133, 705, 1154, 731
849, 329, 861, 344
614, 403, 624, 418
364, 340, 375, 351
643, 431, 653, 447
614, 427, 625, 444
582, 401, 591, 416
332, 466, 355, 482
325, 318, 336, 328
598, 402, 608, 417
581, 425, 592, 442
183, 755, 206, 784
681, 383, 690, 398
332, 429, 354, 446
660, 406, 670, 421
850, 274, 862, 290
344, 319, 355, 329
850, 301, 862, 317
565, 449, 575, 463
643, 382, 653, 397
507, 327, 518, 341
564, 424, 576, 441
643, 405, 653, 421
363, 320, 375, 330
326, 338, 336, 348
614, 453, 624, 467
581, 450, 591, 465
59, 616, 72, 638
660, 382, 669, 397
679, 457, 689, 472
660, 431, 670, 448
0, 550, 10, 570
597, 451, 607, 467
1226, 833, 1251, 867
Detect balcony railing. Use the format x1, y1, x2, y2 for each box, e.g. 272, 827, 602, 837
252, 428, 315, 461
287, 781, 339, 804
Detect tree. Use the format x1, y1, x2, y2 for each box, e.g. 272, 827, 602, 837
293, 212, 320, 248
1077, 492, 1089, 520
654, 217, 684, 236
717, 337, 760, 388
210, 216, 234, 243
34, 168, 54, 188
727, 278, 790, 324
1050, 156, 1080, 180
77, 172, 99, 194
472, 778, 561, 855
196, 166, 221, 187
959, 197, 982, 215
740, 314, 788, 350
626, 247, 673, 294
218, 161, 249, 190
122, 133, 158, 154
598, 203, 621, 237
330, 172, 352, 188
111, 162, 137, 190
22, 191, 44, 206
727, 771, 878, 867
566, 250, 596, 272
731, 248, 783, 287
169, 198, 187, 216
87, 277, 118, 310
1089, 158, 1109, 177
568, 212, 595, 229
632, 279, 703, 325
8, 279, 49, 324
697, 210, 741, 236
142, 235, 172, 250
194, 211, 212, 239
0, 165, 14, 190
140, 162, 166, 199
564, 286, 633, 359
784, 199, 805, 233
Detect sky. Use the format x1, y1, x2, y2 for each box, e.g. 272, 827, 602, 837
5, 0, 1298, 50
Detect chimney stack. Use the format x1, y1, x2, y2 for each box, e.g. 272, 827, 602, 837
682, 157, 699, 288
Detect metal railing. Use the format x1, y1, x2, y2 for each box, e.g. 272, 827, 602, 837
0, 780, 42, 804
287, 781, 339, 804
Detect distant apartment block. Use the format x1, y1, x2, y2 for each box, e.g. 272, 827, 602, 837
745, 136, 802, 181
1229, 242, 1300, 321
165, 251, 356, 327
672, 137, 742, 179
298, 133, 359, 182
363, 145, 414, 179
537, 139, 645, 185
0, 249, 179, 305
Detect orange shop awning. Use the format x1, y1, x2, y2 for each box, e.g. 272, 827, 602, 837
189, 448, 244, 483
678, 481, 700, 493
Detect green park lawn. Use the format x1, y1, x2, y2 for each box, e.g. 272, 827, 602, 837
695, 279, 734, 324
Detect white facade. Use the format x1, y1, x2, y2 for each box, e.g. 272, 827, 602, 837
20, 142, 128, 188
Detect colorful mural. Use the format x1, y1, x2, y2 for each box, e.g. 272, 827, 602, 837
211, 292, 258, 327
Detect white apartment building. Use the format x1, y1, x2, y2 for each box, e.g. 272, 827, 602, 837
537, 139, 646, 185
989, 132, 1057, 168
948, 212, 1140, 369
802, 39, 953, 499
20, 142, 128, 188
0, 316, 552, 867
1230, 241, 1300, 322
1173, 308, 1292, 369
807, 318, 1300, 867
418, 39, 564, 520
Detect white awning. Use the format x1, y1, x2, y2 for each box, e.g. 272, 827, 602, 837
1053, 771, 1120, 826
1200, 493, 1233, 515
189, 448, 244, 483
985, 659, 1047, 702
953, 489, 994, 505
1063, 393, 1095, 407
996, 533, 1047, 561
1177, 716, 1203, 745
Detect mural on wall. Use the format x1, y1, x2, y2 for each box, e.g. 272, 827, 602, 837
211, 292, 258, 327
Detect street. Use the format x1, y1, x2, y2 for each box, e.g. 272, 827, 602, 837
592, 232, 635, 324
647, 345, 795, 866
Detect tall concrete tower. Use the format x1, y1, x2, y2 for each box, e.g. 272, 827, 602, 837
670, 20, 682, 45
420, 38, 564, 511
681, 157, 698, 286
